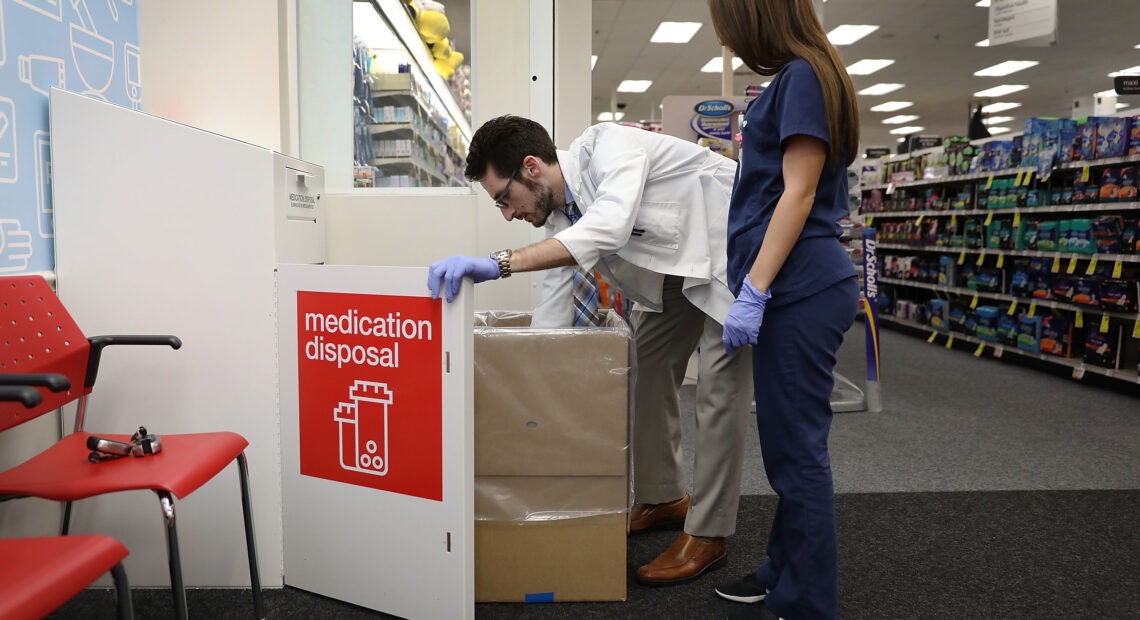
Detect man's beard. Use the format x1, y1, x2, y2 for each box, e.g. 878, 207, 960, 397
520, 176, 555, 228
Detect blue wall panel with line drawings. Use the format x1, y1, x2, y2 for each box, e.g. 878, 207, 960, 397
0, 0, 140, 273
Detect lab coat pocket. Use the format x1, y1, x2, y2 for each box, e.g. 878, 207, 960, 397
631, 201, 681, 250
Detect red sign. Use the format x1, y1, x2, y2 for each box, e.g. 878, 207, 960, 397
296, 291, 443, 501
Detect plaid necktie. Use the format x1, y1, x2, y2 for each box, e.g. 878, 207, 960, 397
566, 204, 602, 326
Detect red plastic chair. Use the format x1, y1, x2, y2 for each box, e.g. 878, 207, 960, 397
0, 276, 263, 620
0, 380, 133, 620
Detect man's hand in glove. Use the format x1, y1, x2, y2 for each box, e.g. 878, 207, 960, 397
427, 256, 500, 302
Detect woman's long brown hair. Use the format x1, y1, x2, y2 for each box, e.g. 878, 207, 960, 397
708, 0, 860, 167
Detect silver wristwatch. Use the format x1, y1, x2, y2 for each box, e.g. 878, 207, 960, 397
490, 249, 512, 279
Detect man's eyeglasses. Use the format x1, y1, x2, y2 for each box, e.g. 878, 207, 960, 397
492, 167, 519, 209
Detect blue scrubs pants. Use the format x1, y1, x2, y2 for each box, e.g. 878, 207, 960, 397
751, 276, 858, 620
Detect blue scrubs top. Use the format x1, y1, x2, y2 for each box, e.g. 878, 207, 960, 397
727, 58, 856, 307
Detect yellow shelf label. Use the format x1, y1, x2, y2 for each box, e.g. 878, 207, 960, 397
866, 216, 874, 227
1014, 171, 1025, 186
974, 342, 986, 357
1085, 257, 1098, 276
1008, 299, 1018, 315
1133, 320, 1140, 339
997, 254, 1005, 268
1075, 311, 1084, 328
1080, 165, 1091, 183
1022, 170, 1034, 186
1113, 260, 1123, 279
976, 252, 986, 266
915, 214, 924, 226
1012, 212, 1021, 227
945, 335, 955, 349
928, 331, 938, 343
951, 214, 958, 227
958, 251, 966, 265
1028, 302, 1037, 318
984, 212, 994, 226
985, 175, 994, 190
1101, 315, 1111, 333
1067, 257, 1078, 274
970, 295, 979, 309
1052, 256, 1062, 273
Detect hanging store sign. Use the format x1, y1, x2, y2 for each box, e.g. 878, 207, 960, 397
988, 0, 1057, 47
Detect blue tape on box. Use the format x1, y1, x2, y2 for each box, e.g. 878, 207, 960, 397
525, 592, 555, 603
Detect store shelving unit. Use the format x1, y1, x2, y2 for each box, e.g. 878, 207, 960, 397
861, 150, 1140, 386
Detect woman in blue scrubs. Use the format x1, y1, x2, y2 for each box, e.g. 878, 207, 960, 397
708, 1, 861, 618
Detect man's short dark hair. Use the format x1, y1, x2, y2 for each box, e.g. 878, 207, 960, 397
464, 115, 559, 181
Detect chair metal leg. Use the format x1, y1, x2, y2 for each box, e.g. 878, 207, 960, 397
110, 561, 134, 620
61, 501, 74, 535
158, 492, 189, 620
237, 452, 265, 619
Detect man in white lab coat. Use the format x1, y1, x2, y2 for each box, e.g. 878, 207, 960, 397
428, 115, 753, 585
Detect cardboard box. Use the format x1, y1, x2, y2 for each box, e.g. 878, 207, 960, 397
473, 312, 631, 602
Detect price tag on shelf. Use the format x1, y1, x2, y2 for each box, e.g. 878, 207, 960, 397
1022, 170, 1034, 186
927, 331, 938, 344
1008, 299, 1018, 315
1028, 302, 1037, 318
1072, 365, 1086, 381
1075, 311, 1084, 328
886, 183, 896, 195
951, 214, 958, 227
985, 175, 994, 190
984, 212, 994, 226
997, 254, 1005, 268
945, 335, 955, 349
1051, 256, 1062, 273
958, 251, 966, 265
1014, 171, 1025, 186
1113, 260, 1123, 278
1080, 165, 1091, 183
1086, 257, 1098, 276
970, 295, 979, 309
976, 252, 986, 266
1133, 320, 1140, 339
1066, 257, 1078, 274
915, 214, 924, 225
867, 216, 874, 227
993, 346, 1004, 359
1012, 212, 1021, 227
974, 342, 986, 357
1101, 314, 1111, 334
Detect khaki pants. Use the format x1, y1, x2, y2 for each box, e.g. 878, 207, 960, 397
630, 276, 753, 538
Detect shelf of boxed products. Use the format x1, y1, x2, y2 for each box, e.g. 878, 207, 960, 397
370, 121, 464, 185
369, 155, 451, 186
875, 243, 1140, 264
865, 201, 1140, 220
862, 154, 1140, 193
878, 276, 1140, 322
878, 314, 1140, 385
373, 87, 466, 160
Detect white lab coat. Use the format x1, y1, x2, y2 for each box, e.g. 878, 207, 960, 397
532, 123, 739, 328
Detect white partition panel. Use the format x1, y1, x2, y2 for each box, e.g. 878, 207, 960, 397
48, 88, 326, 586
278, 265, 474, 619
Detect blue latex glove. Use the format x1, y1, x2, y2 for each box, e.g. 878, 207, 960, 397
427, 255, 500, 302
723, 278, 772, 355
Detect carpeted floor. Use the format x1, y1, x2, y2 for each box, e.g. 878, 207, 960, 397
55, 490, 1140, 619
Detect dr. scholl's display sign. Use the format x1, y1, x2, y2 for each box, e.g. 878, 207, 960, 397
296, 291, 442, 501
690, 99, 736, 141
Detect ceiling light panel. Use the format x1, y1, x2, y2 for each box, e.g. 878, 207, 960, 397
983, 116, 1015, 125
988, 127, 1011, 134
974, 60, 1039, 77
827, 25, 879, 46
617, 80, 652, 93
870, 101, 913, 112
976, 39, 991, 47
858, 83, 905, 96
650, 22, 702, 43
597, 112, 625, 121
882, 115, 920, 125
976, 0, 991, 6
591, 55, 597, 70
846, 59, 895, 75
1108, 66, 1140, 77
982, 102, 1022, 113
974, 84, 1028, 97
700, 57, 745, 73
889, 126, 924, 135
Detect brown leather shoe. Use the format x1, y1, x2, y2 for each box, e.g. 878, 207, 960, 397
636, 532, 726, 585
628, 494, 690, 535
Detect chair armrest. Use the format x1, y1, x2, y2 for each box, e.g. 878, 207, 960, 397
0, 373, 71, 392
85, 335, 183, 388
0, 386, 44, 408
